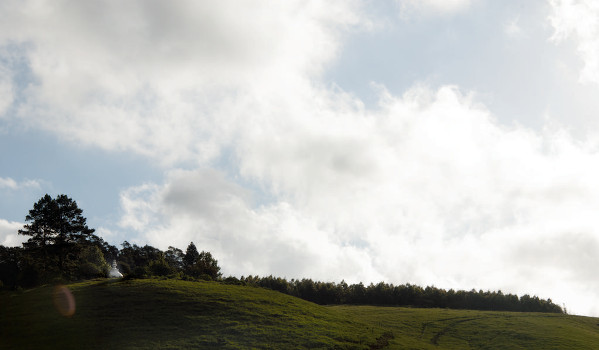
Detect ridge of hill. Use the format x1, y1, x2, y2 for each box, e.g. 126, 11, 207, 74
2, 279, 599, 349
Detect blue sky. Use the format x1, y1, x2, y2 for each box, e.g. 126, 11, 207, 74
2, 0, 599, 316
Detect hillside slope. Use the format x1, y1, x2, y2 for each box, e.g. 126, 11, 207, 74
1, 279, 378, 349
2, 279, 599, 349
332, 306, 599, 349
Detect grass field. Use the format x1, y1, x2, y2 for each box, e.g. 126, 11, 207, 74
2, 278, 599, 349
331, 306, 599, 349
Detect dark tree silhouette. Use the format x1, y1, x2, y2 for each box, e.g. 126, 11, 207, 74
197, 251, 221, 280
165, 246, 185, 271
238, 277, 564, 314
183, 242, 200, 272
118, 241, 164, 278
182, 242, 221, 279
3, 195, 227, 287
0, 246, 22, 288
17, 194, 99, 280
18, 194, 95, 248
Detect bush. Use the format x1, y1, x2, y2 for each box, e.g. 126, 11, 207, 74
79, 262, 106, 279
78, 245, 109, 279
149, 258, 172, 276
199, 274, 213, 281
223, 276, 244, 285
131, 266, 149, 279
117, 262, 131, 275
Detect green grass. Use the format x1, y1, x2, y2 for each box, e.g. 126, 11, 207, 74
1, 279, 377, 349
2, 279, 599, 349
331, 306, 599, 349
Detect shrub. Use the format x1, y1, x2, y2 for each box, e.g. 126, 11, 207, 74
149, 258, 172, 276
223, 276, 244, 285
131, 266, 149, 279
199, 274, 212, 281
117, 262, 131, 275
79, 262, 105, 279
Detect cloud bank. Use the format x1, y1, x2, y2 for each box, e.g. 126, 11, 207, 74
550, 0, 599, 85
398, 0, 474, 17
0, 0, 364, 165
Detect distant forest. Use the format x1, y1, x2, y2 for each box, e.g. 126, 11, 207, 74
0, 194, 564, 314
231, 275, 564, 314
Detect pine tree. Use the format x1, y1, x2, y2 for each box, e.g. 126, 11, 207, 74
18, 194, 95, 248
18, 194, 96, 280
183, 242, 200, 273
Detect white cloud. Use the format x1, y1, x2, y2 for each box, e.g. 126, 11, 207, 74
398, 0, 474, 17
0, 177, 40, 190
549, 0, 599, 84
504, 16, 523, 38
95, 226, 121, 244
118, 83, 599, 316
119, 183, 162, 233
119, 169, 383, 282
0, 0, 365, 165
0, 219, 25, 246
0, 66, 13, 117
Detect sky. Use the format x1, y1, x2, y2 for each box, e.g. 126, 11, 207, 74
1, 0, 599, 316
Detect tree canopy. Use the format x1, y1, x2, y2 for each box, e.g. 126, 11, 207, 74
12, 194, 108, 284
183, 242, 221, 279
18, 194, 95, 248
1, 194, 226, 286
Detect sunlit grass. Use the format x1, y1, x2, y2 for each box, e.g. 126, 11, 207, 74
1, 279, 377, 349
330, 305, 599, 349
3, 279, 599, 349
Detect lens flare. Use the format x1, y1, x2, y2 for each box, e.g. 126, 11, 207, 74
53, 285, 76, 317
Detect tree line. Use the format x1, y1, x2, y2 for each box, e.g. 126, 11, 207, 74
0, 194, 563, 314
0, 194, 220, 288
116, 241, 220, 281
225, 275, 563, 313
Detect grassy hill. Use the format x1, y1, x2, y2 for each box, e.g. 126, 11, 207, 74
2, 279, 599, 349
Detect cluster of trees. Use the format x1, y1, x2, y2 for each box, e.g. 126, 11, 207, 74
226, 276, 564, 314
0, 194, 115, 287
0, 194, 564, 314
0, 194, 220, 288
117, 241, 220, 280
